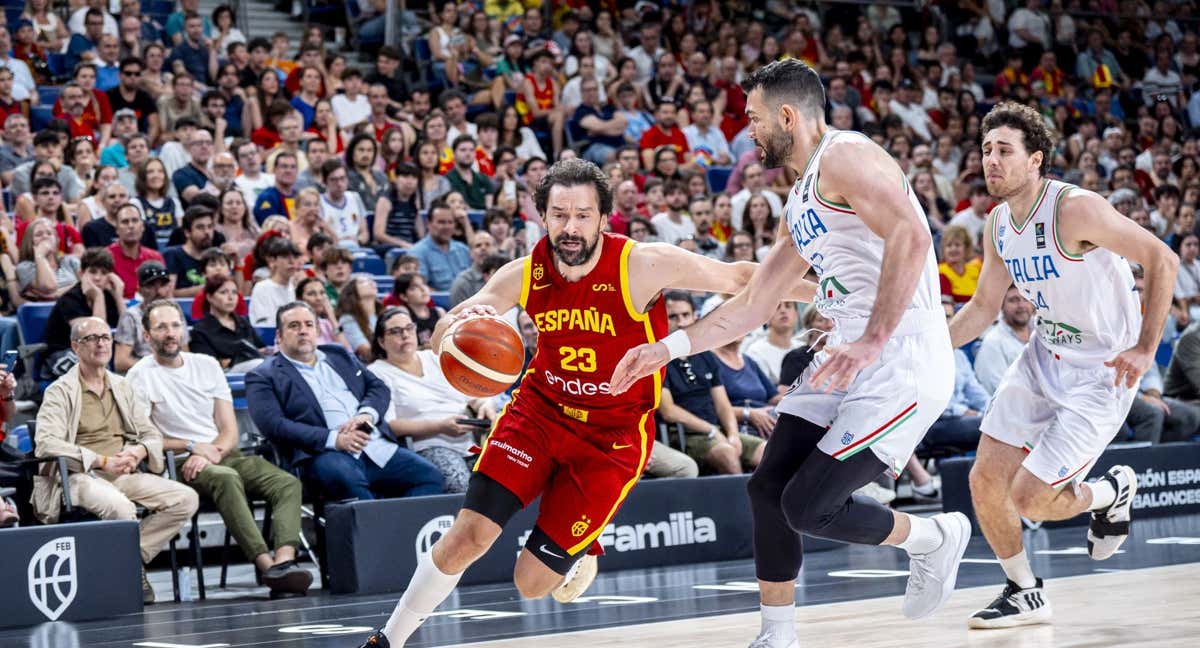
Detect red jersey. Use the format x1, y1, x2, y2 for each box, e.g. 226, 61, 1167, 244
518, 232, 668, 422
515, 73, 555, 125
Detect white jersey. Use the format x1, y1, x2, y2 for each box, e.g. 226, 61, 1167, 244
321, 191, 368, 246
783, 129, 942, 325
991, 178, 1140, 364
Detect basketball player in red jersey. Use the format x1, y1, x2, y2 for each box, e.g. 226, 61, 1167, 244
359, 159, 814, 648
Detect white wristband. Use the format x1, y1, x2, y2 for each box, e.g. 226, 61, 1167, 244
662, 329, 692, 360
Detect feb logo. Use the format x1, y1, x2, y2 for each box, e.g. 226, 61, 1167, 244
28, 536, 77, 621
572, 515, 592, 538
415, 515, 455, 560
1058, 466, 1069, 478
841, 432, 853, 445
532, 264, 544, 281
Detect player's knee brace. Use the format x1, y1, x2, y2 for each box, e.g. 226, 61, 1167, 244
462, 471, 524, 529
523, 525, 579, 575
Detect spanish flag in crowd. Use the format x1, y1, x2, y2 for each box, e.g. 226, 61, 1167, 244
1092, 63, 1114, 89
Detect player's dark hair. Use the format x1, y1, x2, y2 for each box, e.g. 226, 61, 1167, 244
535, 158, 613, 217
663, 290, 695, 312
981, 101, 1055, 177
741, 58, 826, 118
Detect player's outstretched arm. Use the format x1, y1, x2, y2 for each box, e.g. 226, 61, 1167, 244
806, 137, 933, 392
628, 240, 817, 301
949, 208, 1011, 347
1060, 190, 1179, 387
430, 256, 526, 353
610, 235, 811, 395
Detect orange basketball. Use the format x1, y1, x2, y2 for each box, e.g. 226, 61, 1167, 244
439, 315, 526, 397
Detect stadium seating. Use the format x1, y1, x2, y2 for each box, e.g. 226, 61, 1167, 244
351, 253, 386, 275
431, 292, 450, 310
16, 303, 53, 346
255, 326, 276, 346
706, 166, 733, 194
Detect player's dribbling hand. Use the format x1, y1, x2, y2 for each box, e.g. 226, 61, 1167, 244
808, 338, 883, 394
448, 305, 499, 326
1105, 346, 1154, 389
610, 342, 670, 395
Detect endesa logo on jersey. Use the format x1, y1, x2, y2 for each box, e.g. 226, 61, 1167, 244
543, 369, 611, 396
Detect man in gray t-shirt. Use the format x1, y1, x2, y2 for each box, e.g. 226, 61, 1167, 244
114, 261, 187, 372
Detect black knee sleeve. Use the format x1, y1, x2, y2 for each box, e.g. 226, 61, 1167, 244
780, 450, 893, 546
462, 471, 524, 529
523, 526, 578, 575
749, 414, 828, 583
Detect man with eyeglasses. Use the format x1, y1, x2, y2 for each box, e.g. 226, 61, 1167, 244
42, 248, 126, 374
82, 181, 156, 249
33, 314, 198, 606
730, 162, 782, 231
127, 300, 312, 597
172, 127, 219, 208
113, 260, 177, 371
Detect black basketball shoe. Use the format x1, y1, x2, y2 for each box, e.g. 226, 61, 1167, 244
967, 578, 1052, 629
356, 630, 390, 647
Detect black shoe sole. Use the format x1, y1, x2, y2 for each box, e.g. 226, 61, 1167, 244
263, 568, 313, 594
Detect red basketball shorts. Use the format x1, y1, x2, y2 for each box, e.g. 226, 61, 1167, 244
474, 391, 655, 557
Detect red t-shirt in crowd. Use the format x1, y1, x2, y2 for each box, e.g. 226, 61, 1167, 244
639, 124, 690, 164
107, 242, 164, 299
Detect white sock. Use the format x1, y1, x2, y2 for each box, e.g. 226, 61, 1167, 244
760, 603, 796, 644
1087, 478, 1117, 512
999, 550, 1037, 589
383, 553, 463, 646
896, 514, 943, 555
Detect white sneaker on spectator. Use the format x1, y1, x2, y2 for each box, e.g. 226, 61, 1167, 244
902, 512, 971, 619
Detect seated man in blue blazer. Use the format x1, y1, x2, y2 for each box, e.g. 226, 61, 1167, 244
247, 302, 444, 499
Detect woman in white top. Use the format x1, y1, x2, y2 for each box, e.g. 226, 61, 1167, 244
368, 307, 495, 493
24, 0, 67, 53
428, 1, 463, 87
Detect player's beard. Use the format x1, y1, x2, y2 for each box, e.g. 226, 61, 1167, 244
759, 122, 794, 170
551, 231, 600, 267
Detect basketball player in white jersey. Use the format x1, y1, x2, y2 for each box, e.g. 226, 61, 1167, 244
611, 58, 970, 648
948, 102, 1178, 628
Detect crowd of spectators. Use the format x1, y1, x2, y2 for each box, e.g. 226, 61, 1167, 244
2, 0, 1200, 599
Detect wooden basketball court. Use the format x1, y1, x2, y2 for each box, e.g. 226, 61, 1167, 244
458, 564, 1199, 648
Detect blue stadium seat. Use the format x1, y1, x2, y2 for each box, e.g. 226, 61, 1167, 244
352, 254, 385, 275
142, 0, 173, 15
467, 210, 485, 230
46, 53, 69, 80
0, 0, 25, 8
37, 86, 61, 106
30, 106, 53, 131
374, 275, 394, 296
175, 297, 195, 323
4, 8, 21, 25
254, 326, 276, 346
431, 292, 450, 310
706, 166, 733, 194
226, 373, 247, 410
1156, 339, 1174, 368
17, 302, 54, 345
